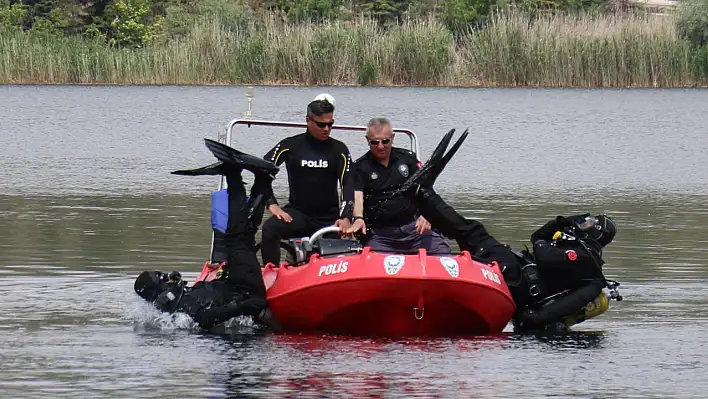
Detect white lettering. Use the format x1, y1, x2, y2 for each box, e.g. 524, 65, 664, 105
301, 159, 329, 168
318, 261, 349, 276
481, 268, 501, 284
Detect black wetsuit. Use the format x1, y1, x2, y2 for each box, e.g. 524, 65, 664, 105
138, 274, 265, 330
530, 215, 606, 295
261, 131, 354, 265
135, 171, 271, 330
412, 188, 609, 330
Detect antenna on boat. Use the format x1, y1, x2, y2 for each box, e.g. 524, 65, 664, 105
245, 86, 254, 117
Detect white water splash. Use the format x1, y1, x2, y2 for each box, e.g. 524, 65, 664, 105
123, 298, 260, 333
124, 299, 199, 332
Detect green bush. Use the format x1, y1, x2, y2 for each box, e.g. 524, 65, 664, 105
676, 0, 708, 47
692, 45, 708, 79
0, 1, 27, 27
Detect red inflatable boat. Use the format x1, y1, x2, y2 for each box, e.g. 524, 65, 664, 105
197, 225, 515, 337
263, 249, 514, 336
194, 118, 515, 336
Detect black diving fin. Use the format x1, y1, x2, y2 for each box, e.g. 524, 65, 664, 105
399, 128, 469, 193
171, 161, 228, 176
171, 139, 280, 177
203, 138, 280, 176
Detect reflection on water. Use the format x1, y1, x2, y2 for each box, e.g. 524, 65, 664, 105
1, 86, 708, 397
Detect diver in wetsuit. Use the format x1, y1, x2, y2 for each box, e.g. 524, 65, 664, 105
260, 95, 354, 266
391, 129, 620, 331
134, 139, 281, 330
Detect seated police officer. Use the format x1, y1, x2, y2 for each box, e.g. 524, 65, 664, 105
260, 94, 354, 266
134, 139, 281, 331
346, 117, 450, 254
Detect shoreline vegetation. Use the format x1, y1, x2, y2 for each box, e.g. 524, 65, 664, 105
2, 1, 708, 88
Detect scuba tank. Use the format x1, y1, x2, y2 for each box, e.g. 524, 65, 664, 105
563, 291, 609, 328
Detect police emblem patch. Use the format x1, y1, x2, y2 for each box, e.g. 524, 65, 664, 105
371, 172, 378, 180
398, 164, 409, 177
440, 257, 459, 278
384, 255, 405, 275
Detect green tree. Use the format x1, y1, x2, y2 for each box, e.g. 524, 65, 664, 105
360, 0, 408, 25
677, 0, 708, 47
266, 0, 342, 22
511, 0, 601, 12
437, 0, 487, 32
0, 1, 28, 27
108, 0, 163, 46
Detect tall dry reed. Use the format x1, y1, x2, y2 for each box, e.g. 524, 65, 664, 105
0, 11, 704, 87
457, 10, 698, 87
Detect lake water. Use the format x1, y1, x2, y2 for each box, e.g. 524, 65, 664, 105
1, 85, 707, 398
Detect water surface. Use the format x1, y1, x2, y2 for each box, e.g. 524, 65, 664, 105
1, 85, 707, 398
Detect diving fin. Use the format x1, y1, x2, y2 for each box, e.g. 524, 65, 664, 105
426, 128, 456, 167
424, 128, 469, 186
400, 128, 469, 192
203, 139, 280, 176
171, 161, 229, 176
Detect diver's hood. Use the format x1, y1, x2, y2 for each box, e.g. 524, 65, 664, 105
134, 271, 169, 302
576, 215, 617, 247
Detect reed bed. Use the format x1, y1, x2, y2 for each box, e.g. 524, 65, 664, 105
459, 10, 698, 87
0, 10, 704, 87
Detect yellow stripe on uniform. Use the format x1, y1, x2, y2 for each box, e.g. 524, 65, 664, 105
339, 153, 348, 203
273, 148, 289, 164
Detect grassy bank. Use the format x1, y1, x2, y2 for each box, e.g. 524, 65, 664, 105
1, 11, 705, 87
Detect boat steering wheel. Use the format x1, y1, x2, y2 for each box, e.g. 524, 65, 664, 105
306, 226, 342, 246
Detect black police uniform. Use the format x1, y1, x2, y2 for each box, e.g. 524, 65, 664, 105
261, 131, 354, 265
354, 147, 422, 228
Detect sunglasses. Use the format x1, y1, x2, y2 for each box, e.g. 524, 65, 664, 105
368, 139, 391, 146
312, 120, 335, 128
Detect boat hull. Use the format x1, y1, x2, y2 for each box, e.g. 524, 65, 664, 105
262, 247, 515, 336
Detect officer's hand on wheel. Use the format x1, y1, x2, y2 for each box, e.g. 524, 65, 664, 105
415, 216, 431, 234
345, 218, 366, 236
334, 218, 352, 235
268, 204, 293, 223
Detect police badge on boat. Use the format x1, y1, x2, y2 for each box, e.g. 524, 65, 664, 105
384, 255, 405, 275
440, 257, 459, 278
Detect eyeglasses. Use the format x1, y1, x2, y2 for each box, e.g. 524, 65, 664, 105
313, 120, 335, 128
368, 139, 391, 146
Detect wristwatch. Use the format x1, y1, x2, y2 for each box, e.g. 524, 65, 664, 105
353, 216, 364, 222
